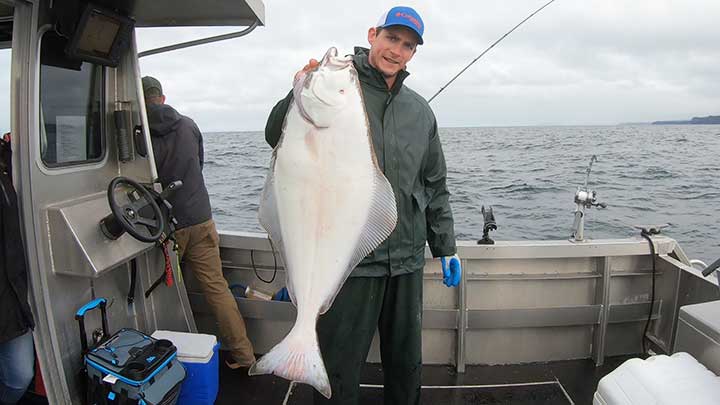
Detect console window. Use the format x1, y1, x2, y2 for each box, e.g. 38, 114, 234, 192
39, 31, 105, 167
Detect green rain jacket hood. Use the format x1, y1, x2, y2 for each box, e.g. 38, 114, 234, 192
265, 47, 456, 277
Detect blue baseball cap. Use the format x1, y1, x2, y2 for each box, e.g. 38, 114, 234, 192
376, 6, 424, 45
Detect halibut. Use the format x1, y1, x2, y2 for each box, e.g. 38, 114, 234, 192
249, 47, 397, 398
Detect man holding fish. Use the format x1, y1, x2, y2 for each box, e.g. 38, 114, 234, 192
259, 6, 461, 404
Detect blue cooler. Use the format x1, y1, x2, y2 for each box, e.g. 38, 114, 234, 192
152, 330, 219, 405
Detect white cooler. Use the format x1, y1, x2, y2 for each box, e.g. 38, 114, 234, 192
594, 352, 720, 405
152, 330, 219, 405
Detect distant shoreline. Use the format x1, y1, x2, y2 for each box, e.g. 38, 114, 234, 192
203, 118, 720, 134
652, 115, 720, 125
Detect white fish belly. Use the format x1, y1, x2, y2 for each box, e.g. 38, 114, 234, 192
273, 100, 375, 318
251, 48, 397, 398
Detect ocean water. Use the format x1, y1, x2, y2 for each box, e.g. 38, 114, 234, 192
203, 125, 720, 263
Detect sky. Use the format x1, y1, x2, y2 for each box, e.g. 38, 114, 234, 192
2, 0, 720, 132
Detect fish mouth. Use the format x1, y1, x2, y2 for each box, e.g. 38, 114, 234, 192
320, 47, 339, 66
293, 47, 355, 127
294, 47, 352, 94
320, 47, 353, 71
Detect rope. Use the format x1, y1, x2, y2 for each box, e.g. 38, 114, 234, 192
251, 236, 278, 283
639, 230, 658, 354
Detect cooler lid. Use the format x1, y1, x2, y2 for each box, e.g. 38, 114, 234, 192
679, 300, 720, 344
152, 330, 217, 360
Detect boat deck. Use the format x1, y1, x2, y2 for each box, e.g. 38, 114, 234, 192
217, 352, 638, 404
13, 351, 639, 404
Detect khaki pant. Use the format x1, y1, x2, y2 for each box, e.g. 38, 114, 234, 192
174, 219, 255, 366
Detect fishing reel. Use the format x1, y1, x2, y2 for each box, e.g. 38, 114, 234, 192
574, 189, 606, 210
477, 205, 497, 245
571, 155, 606, 242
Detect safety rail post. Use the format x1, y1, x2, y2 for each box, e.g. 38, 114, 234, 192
457, 257, 467, 373
593, 256, 612, 366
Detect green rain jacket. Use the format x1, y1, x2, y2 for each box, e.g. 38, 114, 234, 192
265, 47, 456, 277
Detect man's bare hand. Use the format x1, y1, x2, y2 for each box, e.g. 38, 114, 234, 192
294, 59, 320, 83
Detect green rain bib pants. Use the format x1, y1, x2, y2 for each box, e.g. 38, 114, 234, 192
313, 269, 423, 405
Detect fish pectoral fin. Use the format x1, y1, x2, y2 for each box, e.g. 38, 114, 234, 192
258, 159, 296, 304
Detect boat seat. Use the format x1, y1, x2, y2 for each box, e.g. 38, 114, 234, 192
594, 352, 720, 405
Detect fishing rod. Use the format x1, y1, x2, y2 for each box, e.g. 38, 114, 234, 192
427, 0, 558, 103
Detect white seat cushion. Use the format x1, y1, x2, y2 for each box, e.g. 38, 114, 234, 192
594, 352, 720, 405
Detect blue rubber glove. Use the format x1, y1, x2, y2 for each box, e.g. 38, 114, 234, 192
441, 254, 462, 287
273, 287, 291, 302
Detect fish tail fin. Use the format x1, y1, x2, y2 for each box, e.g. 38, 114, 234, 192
248, 325, 331, 398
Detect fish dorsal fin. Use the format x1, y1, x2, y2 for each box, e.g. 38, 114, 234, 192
258, 154, 295, 304
319, 167, 398, 314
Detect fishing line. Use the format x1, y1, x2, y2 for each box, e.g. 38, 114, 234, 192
427, 0, 558, 103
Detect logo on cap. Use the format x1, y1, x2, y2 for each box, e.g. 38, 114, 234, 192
395, 12, 422, 31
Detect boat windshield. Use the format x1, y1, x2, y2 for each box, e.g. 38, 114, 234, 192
39, 31, 105, 167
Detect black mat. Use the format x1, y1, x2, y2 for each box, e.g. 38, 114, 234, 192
215, 352, 637, 404
17, 392, 49, 405
285, 382, 572, 405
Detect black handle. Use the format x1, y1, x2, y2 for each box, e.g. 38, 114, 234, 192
75, 298, 110, 353
702, 257, 720, 277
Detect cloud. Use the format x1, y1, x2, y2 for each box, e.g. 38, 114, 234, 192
2, 0, 717, 132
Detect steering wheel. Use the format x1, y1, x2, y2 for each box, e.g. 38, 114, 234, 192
107, 176, 165, 243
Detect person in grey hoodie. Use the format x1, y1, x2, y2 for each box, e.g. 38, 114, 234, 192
142, 76, 255, 369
